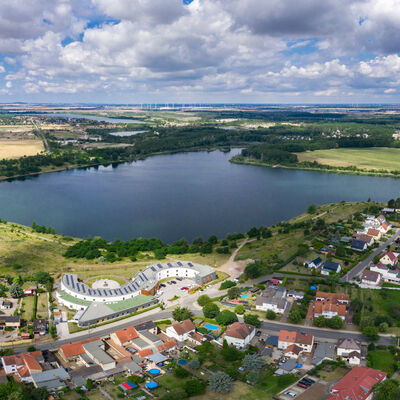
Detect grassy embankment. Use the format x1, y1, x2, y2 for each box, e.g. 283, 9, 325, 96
232, 147, 400, 178
0, 221, 231, 280
236, 201, 374, 275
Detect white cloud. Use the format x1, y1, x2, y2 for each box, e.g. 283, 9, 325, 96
0, 65, 4, 73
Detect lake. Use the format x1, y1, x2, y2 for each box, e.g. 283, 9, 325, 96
109, 130, 148, 136
0, 149, 399, 242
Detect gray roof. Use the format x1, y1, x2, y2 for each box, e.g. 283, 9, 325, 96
83, 340, 115, 366
124, 361, 141, 373
31, 367, 69, 388
140, 330, 163, 346
312, 342, 335, 365
78, 302, 113, 324
266, 335, 279, 346
147, 352, 169, 364
131, 337, 151, 349
280, 358, 297, 371
256, 286, 287, 309
134, 320, 156, 331
261, 347, 272, 357
61, 261, 215, 299
323, 261, 340, 271
337, 338, 361, 352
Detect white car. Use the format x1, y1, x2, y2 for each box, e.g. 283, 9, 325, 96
284, 392, 296, 398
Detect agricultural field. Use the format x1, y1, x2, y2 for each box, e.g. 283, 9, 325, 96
297, 147, 400, 171
0, 139, 44, 159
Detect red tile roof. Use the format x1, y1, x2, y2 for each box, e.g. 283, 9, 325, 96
361, 270, 380, 283
1, 355, 24, 367
284, 344, 301, 355
326, 366, 386, 400
138, 348, 153, 358
59, 337, 100, 358
279, 330, 314, 346
314, 302, 347, 317
367, 228, 380, 237
171, 319, 195, 336
157, 339, 178, 352
22, 353, 42, 372
225, 322, 255, 340
112, 326, 138, 344
315, 292, 349, 302
381, 250, 397, 262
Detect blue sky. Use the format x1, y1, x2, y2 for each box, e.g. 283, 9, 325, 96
0, 0, 399, 103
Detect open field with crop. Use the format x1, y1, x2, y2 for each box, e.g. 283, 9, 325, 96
0, 139, 44, 159
297, 147, 400, 171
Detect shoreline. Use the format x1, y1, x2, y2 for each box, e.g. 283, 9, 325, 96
230, 156, 400, 179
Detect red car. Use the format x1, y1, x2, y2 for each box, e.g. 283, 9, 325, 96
297, 383, 307, 389
181, 286, 189, 290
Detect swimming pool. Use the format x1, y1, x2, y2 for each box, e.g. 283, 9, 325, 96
177, 359, 187, 365
241, 294, 248, 299
146, 382, 158, 389
204, 323, 219, 331
148, 368, 160, 375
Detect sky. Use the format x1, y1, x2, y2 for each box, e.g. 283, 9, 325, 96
1, 0, 400, 104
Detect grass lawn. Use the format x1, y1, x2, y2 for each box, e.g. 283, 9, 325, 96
318, 367, 349, 382
367, 350, 396, 374
297, 147, 400, 171
36, 293, 48, 319
21, 295, 35, 321
194, 382, 267, 400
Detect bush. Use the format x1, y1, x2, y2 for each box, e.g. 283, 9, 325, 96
266, 310, 276, 320
197, 294, 212, 306
221, 340, 244, 362
227, 287, 241, 299
173, 366, 191, 378
242, 354, 264, 370
243, 314, 261, 328
216, 310, 238, 326
202, 303, 220, 319
184, 380, 205, 397
219, 280, 237, 290
235, 304, 245, 315
188, 359, 200, 370
209, 371, 233, 393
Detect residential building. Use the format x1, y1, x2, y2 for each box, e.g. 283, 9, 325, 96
326, 366, 386, 400
337, 338, 362, 366
278, 330, 314, 353
82, 340, 116, 371
286, 290, 304, 300
110, 326, 139, 347
350, 239, 367, 252
367, 228, 381, 240
380, 250, 398, 266
361, 270, 381, 286
312, 342, 335, 365
59, 337, 100, 362
284, 344, 302, 359
308, 292, 349, 321
355, 234, 374, 246
0, 300, 12, 309
0, 315, 20, 329
316, 292, 349, 304
321, 261, 341, 275
255, 286, 287, 313
166, 319, 195, 342
30, 367, 70, 390
370, 264, 400, 283
224, 322, 255, 348
304, 257, 323, 270
33, 319, 47, 335
24, 286, 37, 296
314, 302, 346, 320
1, 351, 44, 382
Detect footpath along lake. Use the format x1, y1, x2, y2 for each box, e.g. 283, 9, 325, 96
0, 149, 399, 242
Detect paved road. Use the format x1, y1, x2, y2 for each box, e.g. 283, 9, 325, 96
340, 228, 400, 282
32, 119, 50, 153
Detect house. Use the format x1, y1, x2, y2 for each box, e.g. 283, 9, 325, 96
380, 250, 397, 266
265, 335, 279, 348
355, 234, 374, 247
187, 332, 206, 346
337, 338, 362, 365
367, 228, 381, 240
284, 344, 302, 359
59, 337, 100, 362
0, 300, 12, 309
304, 257, 323, 270
110, 326, 139, 347
255, 286, 287, 313
33, 319, 47, 335
321, 261, 341, 275
308, 292, 349, 321
82, 340, 116, 371
23, 286, 37, 296
31, 367, 70, 390
1, 351, 44, 382
370, 264, 400, 283
166, 319, 196, 342
286, 290, 304, 300
361, 270, 381, 286
278, 330, 314, 353
312, 342, 335, 365
275, 358, 298, 375
0, 315, 20, 329
350, 239, 367, 252
224, 322, 255, 348
326, 366, 386, 400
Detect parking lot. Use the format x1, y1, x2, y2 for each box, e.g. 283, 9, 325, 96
280, 376, 325, 400
157, 278, 196, 304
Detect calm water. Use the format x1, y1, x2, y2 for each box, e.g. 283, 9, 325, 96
38, 113, 144, 124
109, 130, 148, 136
0, 149, 399, 242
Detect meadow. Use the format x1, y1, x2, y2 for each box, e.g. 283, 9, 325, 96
297, 147, 400, 171
0, 139, 44, 159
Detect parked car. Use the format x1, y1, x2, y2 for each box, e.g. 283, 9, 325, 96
176, 277, 183, 281
284, 392, 296, 398
159, 283, 166, 288
297, 383, 308, 389
181, 286, 189, 290
256, 330, 262, 337
171, 280, 177, 284
299, 380, 312, 387
302, 377, 315, 384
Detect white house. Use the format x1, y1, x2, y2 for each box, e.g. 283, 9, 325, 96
337, 338, 361, 366
361, 270, 381, 287
224, 322, 255, 348
166, 319, 196, 342
255, 286, 287, 313
321, 261, 341, 276
380, 251, 397, 266
278, 330, 314, 353
370, 264, 400, 283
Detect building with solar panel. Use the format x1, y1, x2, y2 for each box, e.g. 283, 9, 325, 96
57, 261, 216, 326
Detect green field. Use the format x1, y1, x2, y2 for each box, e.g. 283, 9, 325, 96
297, 147, 400, 171
367, 350, 396, 374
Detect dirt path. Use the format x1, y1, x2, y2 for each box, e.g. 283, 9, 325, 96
218, 238, 255, 278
